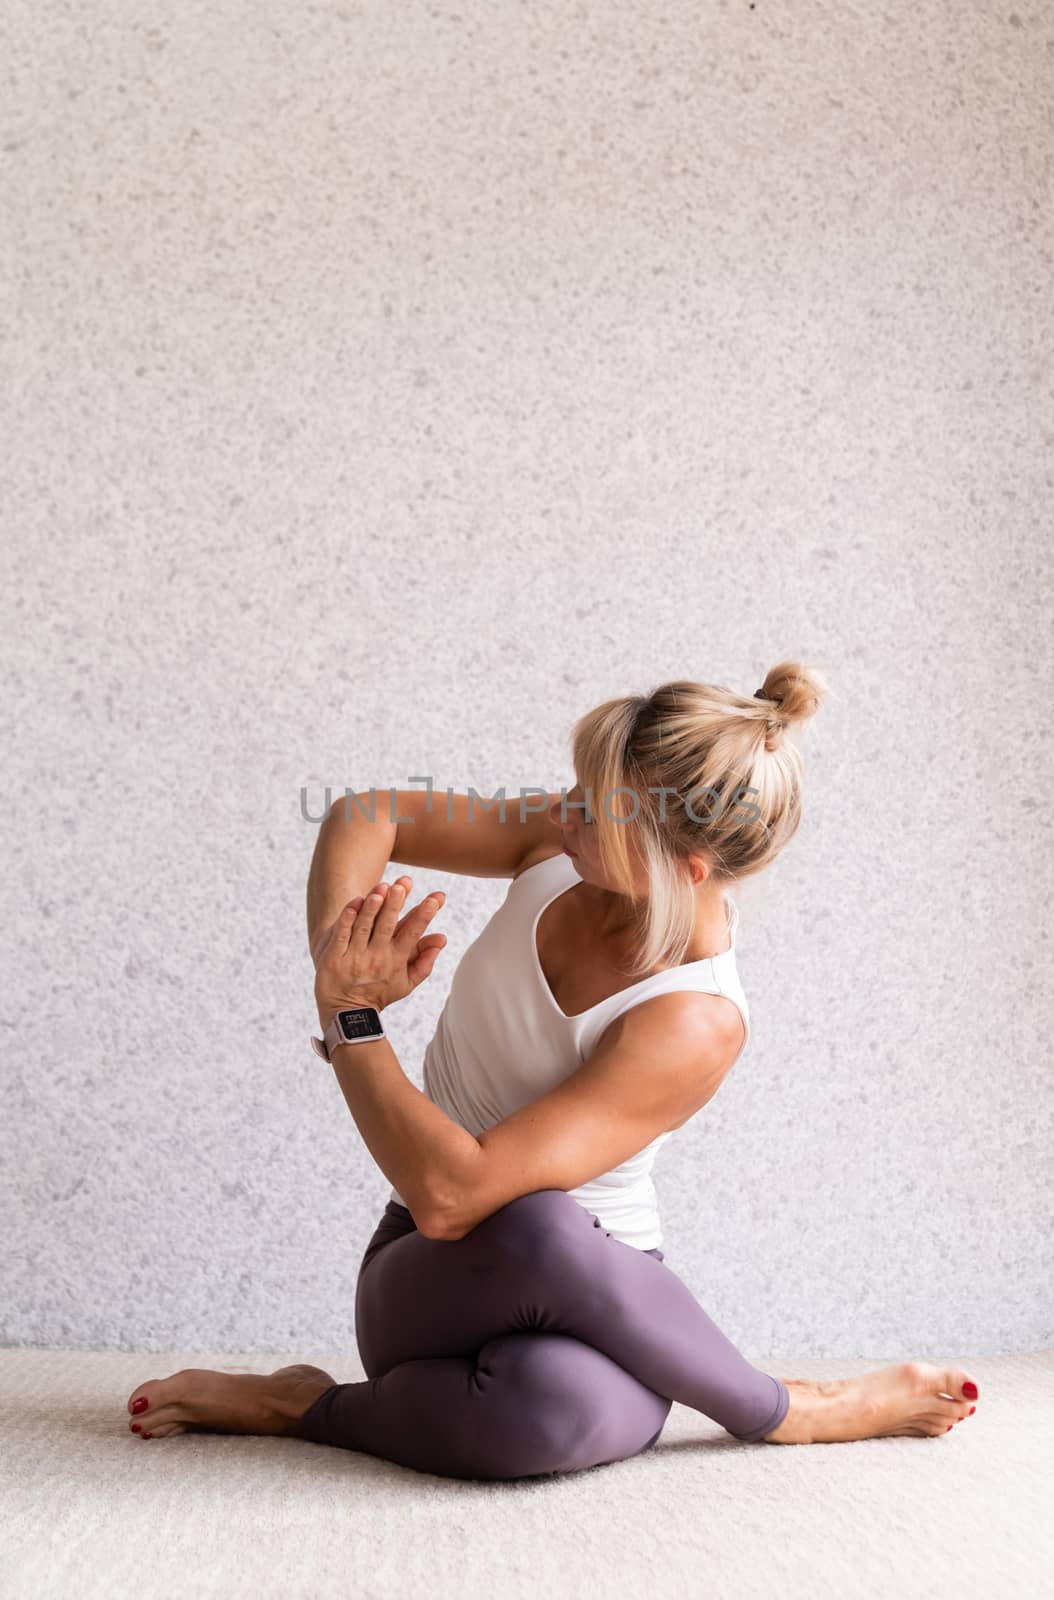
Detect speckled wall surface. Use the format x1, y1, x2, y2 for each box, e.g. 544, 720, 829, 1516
2, 2, 1050, 1360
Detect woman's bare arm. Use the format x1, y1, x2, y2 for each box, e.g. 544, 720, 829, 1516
306, 793, 397, 964
307, 785, 563, 963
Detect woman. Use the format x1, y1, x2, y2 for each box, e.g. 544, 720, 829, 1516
124, 663, 981, 1475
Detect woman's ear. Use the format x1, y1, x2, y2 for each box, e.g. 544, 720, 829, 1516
684, 852, 712, 887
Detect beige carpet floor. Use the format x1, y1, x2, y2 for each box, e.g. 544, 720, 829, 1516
1, 1347, 1050, 1599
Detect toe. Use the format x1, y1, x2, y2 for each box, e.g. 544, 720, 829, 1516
127, 1370, 188, 1424
139, 1422, 187, 1440
128, 1379, 164, 1418
927, 1416, 957, 1436
135, 1402, 186, 1429
946, 1368, 979, 1403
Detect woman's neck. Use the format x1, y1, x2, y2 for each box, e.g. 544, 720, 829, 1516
577, 880, 731, 962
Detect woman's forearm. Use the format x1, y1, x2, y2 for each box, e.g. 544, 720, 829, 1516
326, 1032, 483, 1234
306, 792, 397, 960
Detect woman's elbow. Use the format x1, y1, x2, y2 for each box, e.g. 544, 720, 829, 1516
415, 1207, 459, 1241
410, 1185, 468, 1241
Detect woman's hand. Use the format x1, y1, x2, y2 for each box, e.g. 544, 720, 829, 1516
313, 875, 447, 1024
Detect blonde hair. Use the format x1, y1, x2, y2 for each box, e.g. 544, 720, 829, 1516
568, 659, 828, 980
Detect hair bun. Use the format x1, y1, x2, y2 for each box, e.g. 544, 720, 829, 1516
755, 660, 828, 729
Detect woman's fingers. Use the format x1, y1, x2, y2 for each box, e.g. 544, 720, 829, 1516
406, 933, 447, 987
320, 897, 363, 960
369, 877, 410, 942
348, 881, 391, 947
393, 889, 444, 953
350, 877, 445, 952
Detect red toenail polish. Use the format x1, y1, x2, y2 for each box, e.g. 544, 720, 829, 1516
969, 1405, 976, 1415
946, 1424, 953, 1431
130, 1423, 141, 1433
132, 1397, 148, 1414
143, 1432, 153, 1439
962, 1382, 978, 1400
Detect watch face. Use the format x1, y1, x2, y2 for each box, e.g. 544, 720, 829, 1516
338, 1007, 382, 1038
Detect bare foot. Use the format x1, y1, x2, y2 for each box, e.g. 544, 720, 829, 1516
762, 1361, 980, 1444
125, 1363, 336, 1441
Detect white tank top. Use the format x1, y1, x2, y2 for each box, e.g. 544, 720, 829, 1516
390, 850, 750, 1250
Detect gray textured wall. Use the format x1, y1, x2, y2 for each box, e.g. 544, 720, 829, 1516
2, 2, 1050, 1361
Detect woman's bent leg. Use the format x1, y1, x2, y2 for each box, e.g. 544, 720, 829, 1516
362, 1189, 786, 1440
291, 1189, 787, 1468
293, 1329, 671, 1480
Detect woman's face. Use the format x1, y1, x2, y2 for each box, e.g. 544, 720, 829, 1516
549, 780, 594, 865
549, 779, 649, 891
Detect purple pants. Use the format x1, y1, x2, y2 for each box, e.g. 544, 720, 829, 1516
290, 1188, 790, 1480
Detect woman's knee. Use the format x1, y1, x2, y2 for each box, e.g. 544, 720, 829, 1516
498, 1334, 669, 1476
471, 1188, 590, 1268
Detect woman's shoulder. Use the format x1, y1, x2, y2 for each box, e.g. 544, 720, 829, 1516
511, 846, 567, 881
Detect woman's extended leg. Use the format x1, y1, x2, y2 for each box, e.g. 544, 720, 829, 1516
289, 1188, 788, 1476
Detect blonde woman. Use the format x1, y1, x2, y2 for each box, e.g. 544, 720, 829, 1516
125, 663, 980, 1473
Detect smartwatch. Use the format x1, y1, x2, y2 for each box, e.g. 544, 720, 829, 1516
311, 1005, 386, 1062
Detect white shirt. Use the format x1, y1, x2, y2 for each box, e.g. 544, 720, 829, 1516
390, 849, 750, 1250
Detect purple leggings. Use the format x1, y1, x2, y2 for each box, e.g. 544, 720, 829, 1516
290, 1187, 790, 1480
